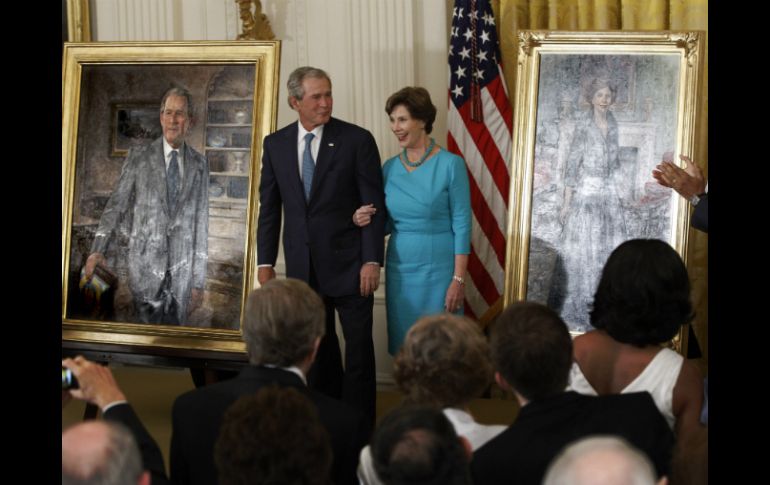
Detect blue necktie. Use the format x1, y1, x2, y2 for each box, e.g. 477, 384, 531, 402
302, 133, 315, 200
167, 150, 180, 207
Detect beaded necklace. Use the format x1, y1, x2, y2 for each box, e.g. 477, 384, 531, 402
401, 138, 436, 168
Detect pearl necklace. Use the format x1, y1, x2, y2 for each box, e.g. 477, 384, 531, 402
401, 138, 436, 168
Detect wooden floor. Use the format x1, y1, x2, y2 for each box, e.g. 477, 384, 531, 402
62, 364, 519, 472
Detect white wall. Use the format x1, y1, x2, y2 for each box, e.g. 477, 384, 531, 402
88, 0, 451, 387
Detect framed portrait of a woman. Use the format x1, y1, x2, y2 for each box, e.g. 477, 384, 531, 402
504, 31, 704, 334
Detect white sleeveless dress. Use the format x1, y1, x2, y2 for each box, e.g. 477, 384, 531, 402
568, 347, 683, 430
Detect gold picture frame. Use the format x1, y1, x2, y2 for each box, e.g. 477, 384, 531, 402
62, 41, 280, 355
504, 31, 703, 339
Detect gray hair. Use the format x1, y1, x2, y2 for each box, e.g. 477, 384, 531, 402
242, 278, 325, 366
62, 421, 144, 485
543, 436, 659, 485
160, 86, 194, 119
286, 66, 332, 109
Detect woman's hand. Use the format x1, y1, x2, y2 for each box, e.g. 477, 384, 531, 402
352, 203, 377, 227
445, 279, 465, 313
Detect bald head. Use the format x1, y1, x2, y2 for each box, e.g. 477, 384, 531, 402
62, 421, 145, 485
543, 436, 665, 485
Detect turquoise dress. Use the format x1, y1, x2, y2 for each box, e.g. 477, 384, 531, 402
383, 148, 472, 354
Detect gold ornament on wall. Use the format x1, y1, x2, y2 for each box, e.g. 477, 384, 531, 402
236, 0, 275, 40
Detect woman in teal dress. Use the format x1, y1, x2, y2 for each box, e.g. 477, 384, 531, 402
353, 87, 471, 354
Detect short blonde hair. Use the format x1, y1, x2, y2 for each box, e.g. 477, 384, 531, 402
394, 314, 492, 408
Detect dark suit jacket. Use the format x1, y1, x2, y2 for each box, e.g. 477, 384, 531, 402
170, 366, 370, 485
692, 193, 708, 233
92, 137, 209, 318
103, 403, 169, 485
470, 391, 674, 485
257, 118, 385, 296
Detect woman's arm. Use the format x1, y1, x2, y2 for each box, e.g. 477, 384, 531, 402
445, 254, 468, 313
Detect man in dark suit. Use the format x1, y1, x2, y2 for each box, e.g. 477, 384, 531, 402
84, 86, 209, 325
62, 356, 168, 485
470, 302, 674, 485
170, 278, 370, 485
257, 66, 386, 422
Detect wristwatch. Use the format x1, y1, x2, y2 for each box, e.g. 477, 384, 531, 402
688, 193, 706, 206
452, 275, 465, 285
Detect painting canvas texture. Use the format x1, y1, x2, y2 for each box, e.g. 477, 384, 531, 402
527, 54, 679, 332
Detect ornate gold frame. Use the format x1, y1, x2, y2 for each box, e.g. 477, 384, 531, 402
62, 41, 280, 354
504, 31, 703, 348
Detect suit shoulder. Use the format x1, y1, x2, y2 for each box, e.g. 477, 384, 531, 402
330, 118, 375, 138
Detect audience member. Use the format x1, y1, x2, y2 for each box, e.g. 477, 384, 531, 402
214, 386, 333, 485
371, 405, 472, 485
470, 302, 674, 485
568, 239, 705, 446
357, 314, 504, 484
170, 278, 369, 485
62, 356, 168, 485
543, 436, 665, 485
63, 420, 147, 485
652, 154, 707, 233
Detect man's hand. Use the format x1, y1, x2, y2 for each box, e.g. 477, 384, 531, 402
652, 154, 705, 199
258, 267, 276, 285
62, 356, 126, 410
360, 264, 380, 296
189, 288, 204, 315
83, 253, 106, 280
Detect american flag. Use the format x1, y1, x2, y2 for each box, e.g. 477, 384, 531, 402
447, 0, 513, 321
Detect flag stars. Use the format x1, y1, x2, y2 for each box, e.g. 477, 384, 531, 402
480, 30, 490, 44
482, 12, 495, 26
474, 69, 485, 80
458, 46, 471, 60
463, 28, 473, 42
451, 26, 459, 38
454, 66, 467, 79
469, 10, 478, 21
451, 85, 464, 98
476, 50, 488, 63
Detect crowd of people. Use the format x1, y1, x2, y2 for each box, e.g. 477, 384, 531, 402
66, 65, 708, 485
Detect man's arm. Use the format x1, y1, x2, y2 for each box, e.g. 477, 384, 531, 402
256, 137, 283, 283
190, 151, 210, 313
355, 130, 385, 265
88, 149, 140, 269
62, 357, 169, 485
355, 130, 385, 296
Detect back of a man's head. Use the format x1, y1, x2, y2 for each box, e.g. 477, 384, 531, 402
371, 405, 471, 485
543, 436, 663, 485
242, 278, 325, 367
491, 301, 573, 401
62, 421, 145, 485
215, 385, 333, 485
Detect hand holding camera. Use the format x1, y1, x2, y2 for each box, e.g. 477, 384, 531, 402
61, 357, 127, 410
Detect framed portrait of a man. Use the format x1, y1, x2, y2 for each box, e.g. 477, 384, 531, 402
62, 41, 280, 354
504, 31, 704, 336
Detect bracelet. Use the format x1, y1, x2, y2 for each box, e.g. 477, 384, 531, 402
452, 275, 465, 285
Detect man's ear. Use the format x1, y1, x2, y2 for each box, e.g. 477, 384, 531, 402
137, 471, 151, 485
494, 371, 509, 391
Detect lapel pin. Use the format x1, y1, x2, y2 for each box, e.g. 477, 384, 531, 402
328, 143, 334, 146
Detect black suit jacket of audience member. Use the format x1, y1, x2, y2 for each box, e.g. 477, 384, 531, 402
104, 403, 169, 485
470, 391, 674, 485
692, 193, 708, 233
169, 365, 370, 485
